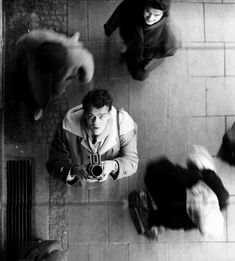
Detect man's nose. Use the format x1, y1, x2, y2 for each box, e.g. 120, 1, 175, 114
92, 117, 99, 124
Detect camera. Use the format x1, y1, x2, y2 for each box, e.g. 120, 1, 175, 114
87, 153, 103, 179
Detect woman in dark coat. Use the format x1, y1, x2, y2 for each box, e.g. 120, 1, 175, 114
104, 0, 179, 81
129, 146, 229, 238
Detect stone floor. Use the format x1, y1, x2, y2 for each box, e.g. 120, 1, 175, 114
2, 0, 235, 260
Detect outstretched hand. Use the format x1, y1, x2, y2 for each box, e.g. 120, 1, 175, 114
71, 165, 89, 188
98, 160, 117, 183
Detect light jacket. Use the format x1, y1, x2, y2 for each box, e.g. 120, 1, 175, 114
16, 29, 94, 109
46, 105, 138, 184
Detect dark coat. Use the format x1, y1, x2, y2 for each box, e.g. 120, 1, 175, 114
104, 0, 178, 80
144, 158, 229, 230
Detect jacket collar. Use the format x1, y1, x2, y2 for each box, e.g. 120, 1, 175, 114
63, 105, 134, 154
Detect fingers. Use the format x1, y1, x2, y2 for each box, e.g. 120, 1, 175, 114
98, 172, 109, 182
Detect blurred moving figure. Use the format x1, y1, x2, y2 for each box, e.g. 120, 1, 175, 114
129, 146, 229, 239
104, 0, 179, 81
19, 240, 66, 261
16, 29, 94, 120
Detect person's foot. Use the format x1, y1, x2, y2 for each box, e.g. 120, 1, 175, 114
33, 108, 43, 121
128, 190, 151, 234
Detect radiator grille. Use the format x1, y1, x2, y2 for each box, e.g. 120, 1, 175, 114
7, 159, 32, 261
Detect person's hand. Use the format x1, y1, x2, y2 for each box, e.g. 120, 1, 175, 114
98, 160, 117, 183
71, 165, 88, 179
71, 165, 88, 188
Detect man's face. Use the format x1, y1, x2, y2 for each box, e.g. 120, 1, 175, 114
85, 105, 110, 136
144, 6, 164, 25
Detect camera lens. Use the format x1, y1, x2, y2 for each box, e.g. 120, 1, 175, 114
91, 165, 103, 178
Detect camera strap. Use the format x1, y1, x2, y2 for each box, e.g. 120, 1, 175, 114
116, 109, 120, 145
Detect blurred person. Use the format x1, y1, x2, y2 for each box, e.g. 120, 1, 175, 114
16, 29, 94, 121
129, 146, 229, 239
19, 240, 66, 261
104, 0, 179, 81
46, 89, 138, 188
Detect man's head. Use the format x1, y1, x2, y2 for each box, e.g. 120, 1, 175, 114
35, 42, 67, 73
82, 89, 113, 135
143, 0, 170, 25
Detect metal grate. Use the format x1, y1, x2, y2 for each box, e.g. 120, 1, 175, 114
7, 159, 32, 261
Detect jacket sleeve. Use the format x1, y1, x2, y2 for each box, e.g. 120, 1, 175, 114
113, 126, 139, 179
201, 169, 229, 210
46, 122, 75, 183
104, 0, 129, 37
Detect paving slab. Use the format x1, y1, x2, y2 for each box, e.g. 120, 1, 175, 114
205, 3, 235, 41
188, 43, 224, 77
188, 116, 225, 156
89, 244, 128, 261
68, 244, 88, 261
68, 205, 108, 244
207, 77, 235, 116
129, 243, 168, 261
225, 43, 235, 76
171, 3, 204, 42
88, 0, 121, 41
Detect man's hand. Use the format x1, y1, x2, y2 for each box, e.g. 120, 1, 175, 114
71, 165, 88, 188
98, 160, 118, 182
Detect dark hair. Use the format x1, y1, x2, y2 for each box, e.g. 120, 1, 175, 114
82, 89, 113, 113
144, 0, 171, 13
35, 42, 67, 73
